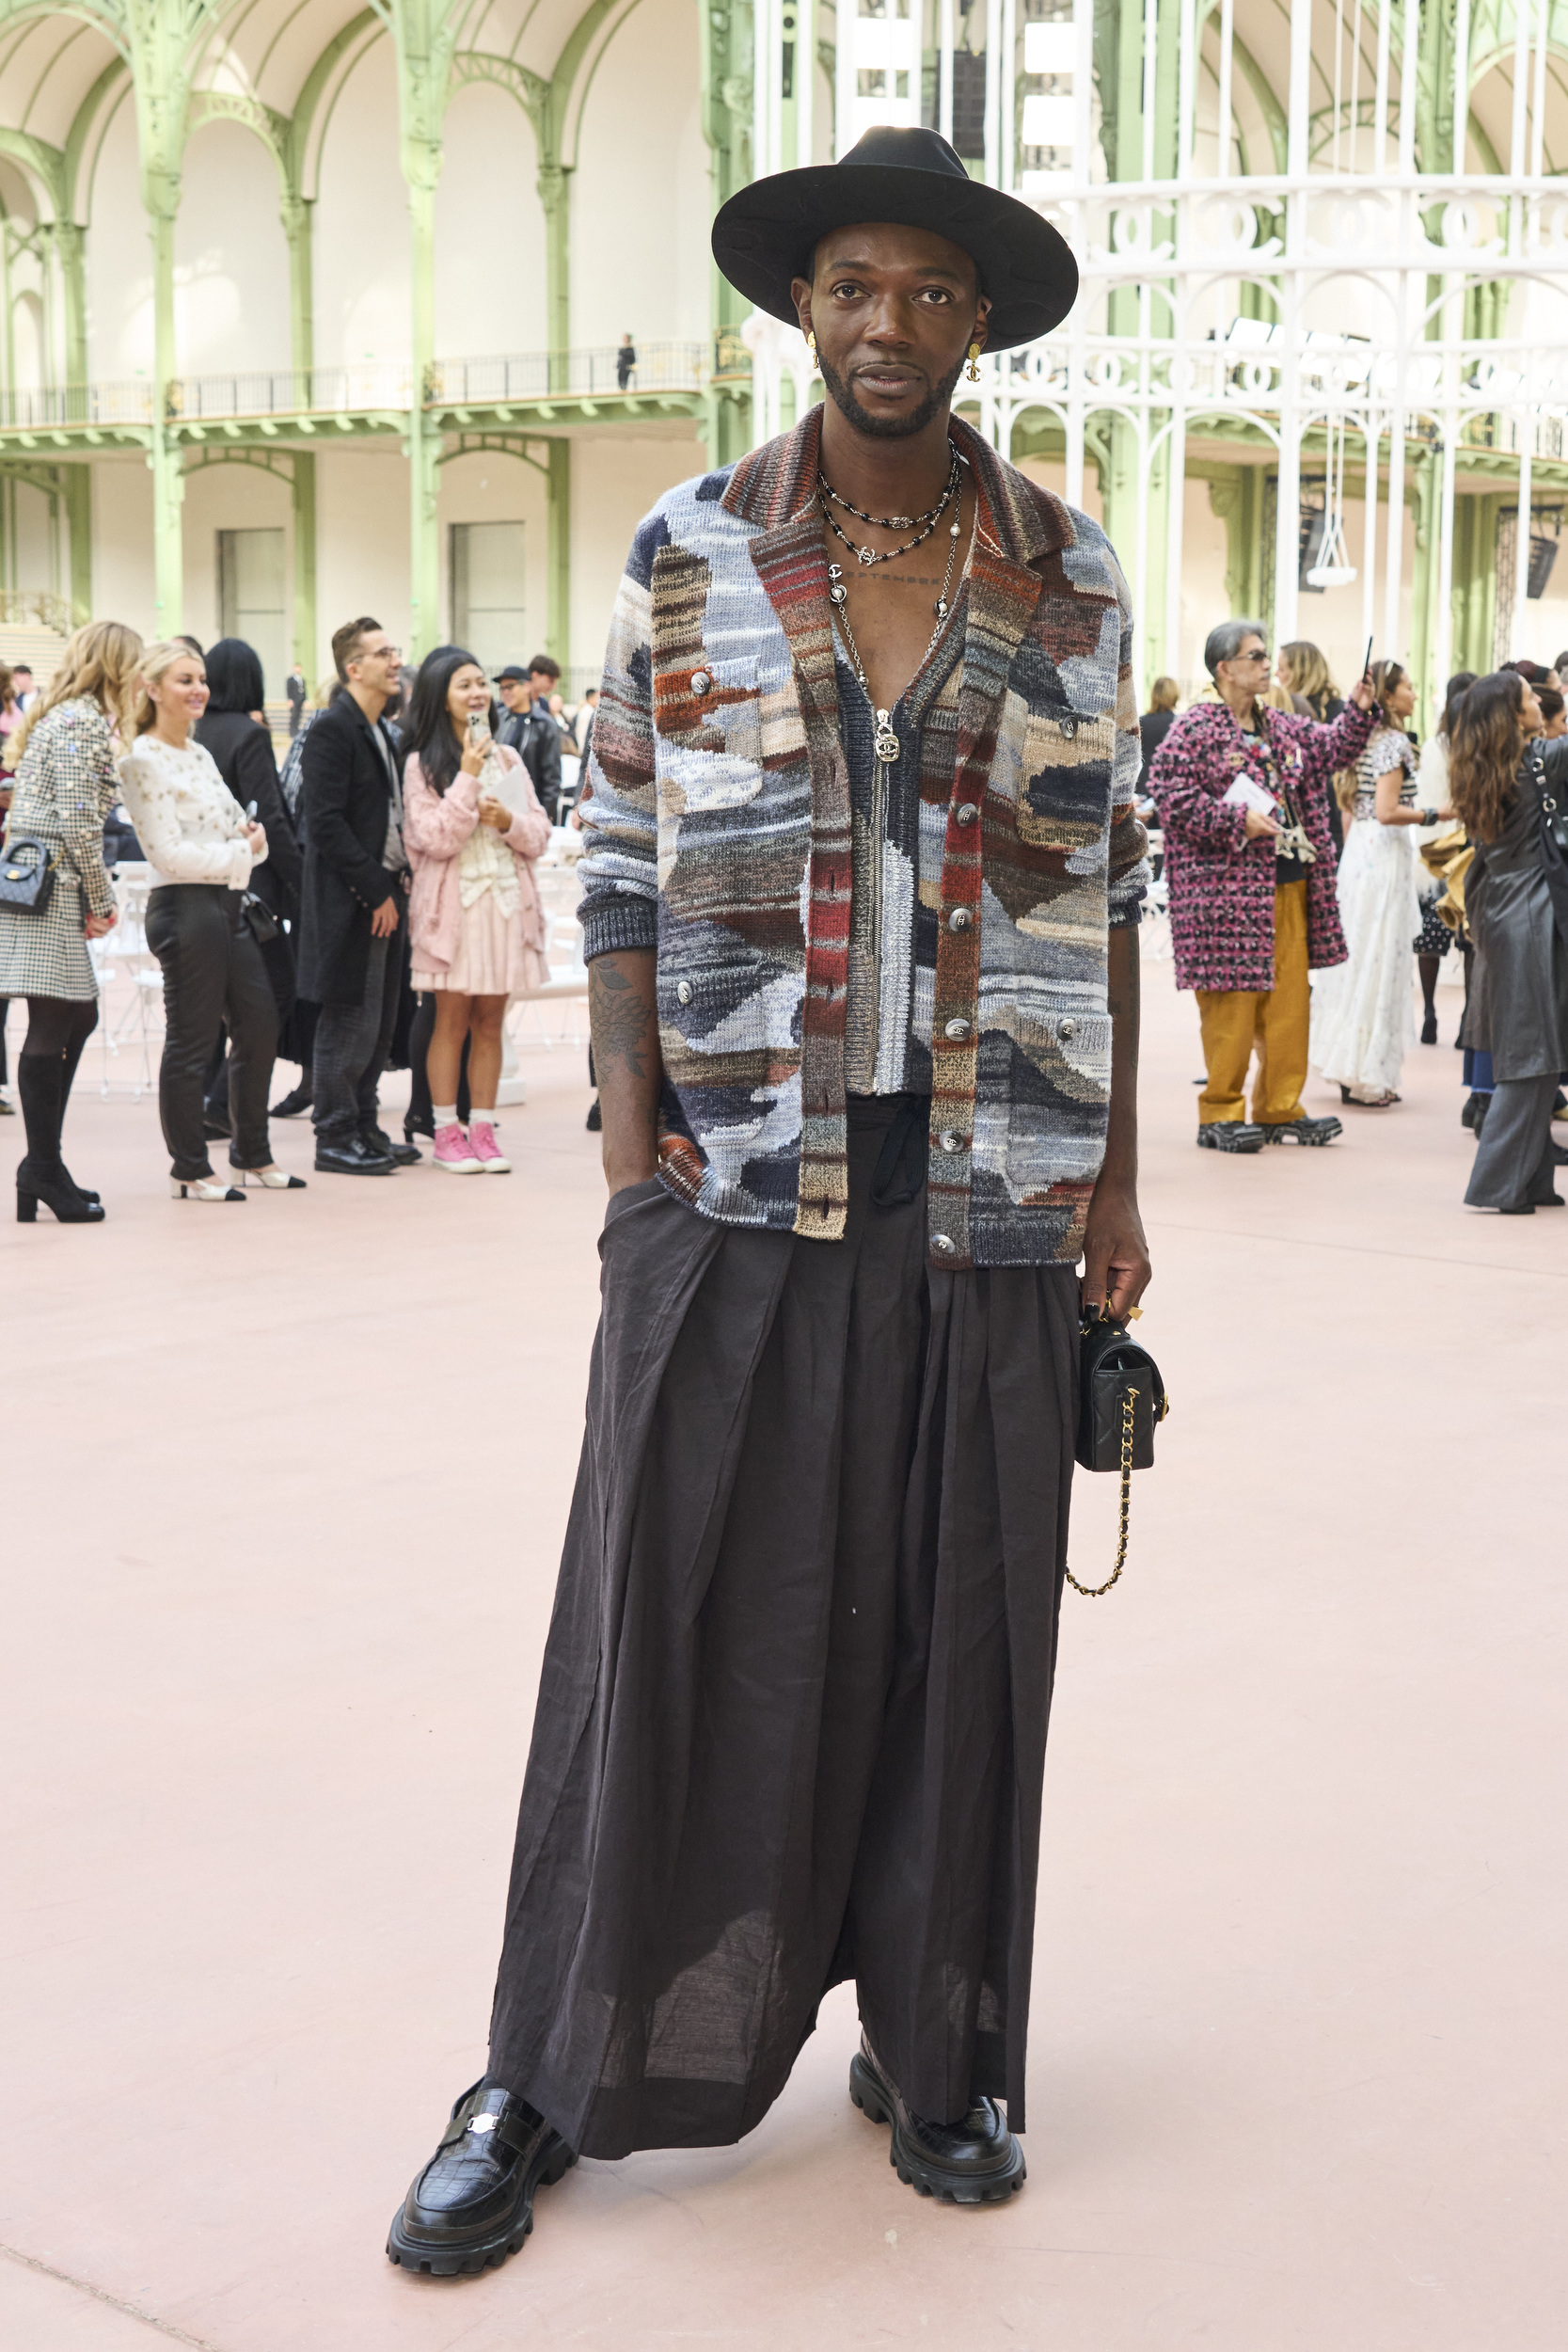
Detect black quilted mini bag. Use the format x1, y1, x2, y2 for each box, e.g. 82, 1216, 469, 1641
1069, 1311, 1169, 1597
0, 835, 60, 914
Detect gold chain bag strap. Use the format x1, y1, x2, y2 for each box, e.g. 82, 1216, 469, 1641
1066, 1309, 1169, 1597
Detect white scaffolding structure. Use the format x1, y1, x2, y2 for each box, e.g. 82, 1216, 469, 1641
746, 1, 1568, 712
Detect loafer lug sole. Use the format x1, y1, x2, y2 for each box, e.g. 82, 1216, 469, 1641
386, 2133, 577, 2277
848, 2051, 1024, 2205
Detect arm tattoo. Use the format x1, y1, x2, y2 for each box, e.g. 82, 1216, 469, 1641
590, 958, 651, 1080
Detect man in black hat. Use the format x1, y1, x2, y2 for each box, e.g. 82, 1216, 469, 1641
493, 660, 563, 821
388, 129, 1150, 2276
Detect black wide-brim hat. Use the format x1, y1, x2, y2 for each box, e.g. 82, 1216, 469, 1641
711, 126, 1078, 352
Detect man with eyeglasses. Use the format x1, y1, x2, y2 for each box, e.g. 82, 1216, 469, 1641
1148, 618, 1379, 1152
296, 616, 419, 1175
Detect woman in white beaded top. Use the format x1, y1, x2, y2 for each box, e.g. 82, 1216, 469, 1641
119, 641, 305, 1200
1309, 660, 1448, 1108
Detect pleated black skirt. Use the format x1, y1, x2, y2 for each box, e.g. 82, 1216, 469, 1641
487, 1094, 1079, 2159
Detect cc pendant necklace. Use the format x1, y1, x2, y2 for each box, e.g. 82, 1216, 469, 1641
820, 442, 967, 762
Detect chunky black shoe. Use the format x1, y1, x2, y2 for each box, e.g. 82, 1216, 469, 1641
314, 1134, 395, 1175
1260, 1116, 1342, 1145
363, 1123, 421, 1167
271, 1082, 313, 1119
388, 2080, 577, 2277
1420, 1010, 1439, 1044
848, 2040, 1024, 2205
1196, 1120, 1264, 1153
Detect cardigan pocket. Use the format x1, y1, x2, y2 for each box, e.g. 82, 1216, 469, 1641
1014, 707, 1116, 852
655, 656, 764, 811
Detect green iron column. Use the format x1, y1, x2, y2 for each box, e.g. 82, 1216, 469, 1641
150, 205, 183, 639
700, 0, 753, 464
388, 3, 463, 661
546, 437, 570, 671
64, 465, 91, 626
407, 172, 441, 660
280, 187, 317, 677
293, 453, 317, 681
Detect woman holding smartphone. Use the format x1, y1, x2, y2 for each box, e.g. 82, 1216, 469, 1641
403, 644, 550, 1171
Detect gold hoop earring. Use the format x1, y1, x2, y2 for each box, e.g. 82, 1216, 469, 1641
965, 342, 982, 382
806, 330, 817, 362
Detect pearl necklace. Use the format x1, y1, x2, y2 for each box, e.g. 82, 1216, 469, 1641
817, 449, 960, 574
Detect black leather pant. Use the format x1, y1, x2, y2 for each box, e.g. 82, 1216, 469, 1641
145, 885, 277, 1180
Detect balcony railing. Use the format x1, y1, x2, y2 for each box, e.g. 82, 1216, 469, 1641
0, 337, 753, 435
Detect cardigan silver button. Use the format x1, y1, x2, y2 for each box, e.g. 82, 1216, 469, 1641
676, 981, 692, 1006
1058, 1016, 1076, 1040
940, 1130, 964, 1154
1059, 713, 1077, 737
943, 1016, 972, 1041
955, 802, 978, 826
690, 669, 711, 696
948, 906, 973, 931
930, 1232, 957, 1256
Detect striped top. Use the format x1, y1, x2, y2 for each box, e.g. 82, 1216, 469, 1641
577, 407, 1148, 1270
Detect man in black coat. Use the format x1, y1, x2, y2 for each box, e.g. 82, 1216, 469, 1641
296, 616, 417, 1174
494, 656, 563, 821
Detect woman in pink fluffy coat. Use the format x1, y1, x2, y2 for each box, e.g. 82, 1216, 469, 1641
403, 646, 551, 1172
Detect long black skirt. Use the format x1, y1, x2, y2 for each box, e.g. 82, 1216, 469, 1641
487, 1094, 1079, 2159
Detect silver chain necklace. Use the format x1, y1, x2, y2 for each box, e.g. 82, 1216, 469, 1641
830, 507, 967, 764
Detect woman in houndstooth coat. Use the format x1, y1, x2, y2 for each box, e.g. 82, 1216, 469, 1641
0, 621, 144, 1222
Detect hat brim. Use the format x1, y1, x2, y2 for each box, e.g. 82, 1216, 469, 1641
711, 164, 1077, 351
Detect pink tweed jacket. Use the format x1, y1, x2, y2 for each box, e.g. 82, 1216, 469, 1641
403, 744, 551, 984
1148, 697, 1375, 993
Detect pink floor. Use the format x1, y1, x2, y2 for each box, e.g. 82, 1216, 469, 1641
2, 967, 1563, 2351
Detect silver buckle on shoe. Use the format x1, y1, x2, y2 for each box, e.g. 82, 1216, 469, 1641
466, 2111, 499, 2135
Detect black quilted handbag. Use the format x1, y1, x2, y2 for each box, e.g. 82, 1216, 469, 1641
1068, 1310, 1169, 1597
0, 835, 59, 914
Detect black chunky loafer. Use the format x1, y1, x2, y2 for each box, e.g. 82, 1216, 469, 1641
1196, 1120, 1264, 1152
388, 2079, 577, 2277
1259, 1115, 1342, 1145
848, 2039, 1024, 2205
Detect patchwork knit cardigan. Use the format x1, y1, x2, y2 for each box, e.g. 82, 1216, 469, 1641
578, 406, 1148, 1270
1148, 696, 1376, 993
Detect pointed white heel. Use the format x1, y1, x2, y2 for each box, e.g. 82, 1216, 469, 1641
170, 1176, 245, 1202
231, 1166, 308, 1189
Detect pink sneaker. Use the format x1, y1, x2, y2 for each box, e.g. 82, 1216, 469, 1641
432, 1121, 483, 1173
467, 1119, 512, 1173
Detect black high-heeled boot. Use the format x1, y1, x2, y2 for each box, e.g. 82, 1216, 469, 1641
55, 1021, 101, 1203
16, 1056, 104, 1223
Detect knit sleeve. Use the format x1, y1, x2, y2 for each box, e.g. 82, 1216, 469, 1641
49, 703, 119, 917
576, 512, 661, 961
1105, 543, 1149, 930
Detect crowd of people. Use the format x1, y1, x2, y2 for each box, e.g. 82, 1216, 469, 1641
1144, 628, 1568, 1214
0, 615, 594, 1221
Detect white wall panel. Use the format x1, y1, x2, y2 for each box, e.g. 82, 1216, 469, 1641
313, 39, 411, 368
85, 93, 152, 382
569, 432, 705, 679
437, 448, 548, 661
570, 0, 708, 353
436, 82, 547, 357
314, 448, 409, 686
182, 464, 293, 657
175, 121, 292, 376
91, 458, 157, 642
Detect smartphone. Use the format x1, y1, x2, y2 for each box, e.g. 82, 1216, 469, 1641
467, 710, 488, 744
245, 801, 258, 820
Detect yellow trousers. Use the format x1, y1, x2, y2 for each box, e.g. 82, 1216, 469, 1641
1196, 880, 1310, 1127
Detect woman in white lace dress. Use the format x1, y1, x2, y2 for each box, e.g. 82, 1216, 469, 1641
1310, 660, 1446, 1105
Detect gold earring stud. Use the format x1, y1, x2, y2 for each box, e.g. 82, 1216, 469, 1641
965, 342, 982, 382
806, 329, 817, 361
